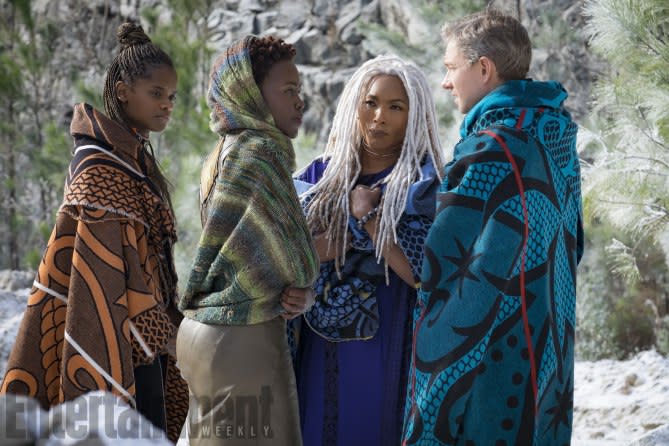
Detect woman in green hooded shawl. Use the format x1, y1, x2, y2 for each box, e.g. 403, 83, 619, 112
176, 36, 319, 446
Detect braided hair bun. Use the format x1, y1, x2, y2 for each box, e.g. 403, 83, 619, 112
103, 21, 175, 217
117, 22, 151, 50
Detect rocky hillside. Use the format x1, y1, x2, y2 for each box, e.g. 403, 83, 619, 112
31, 0, 601, 146
9, 0, 607, 301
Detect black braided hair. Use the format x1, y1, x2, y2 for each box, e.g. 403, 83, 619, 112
102, 22, 175, 214
103, 22, 174, 125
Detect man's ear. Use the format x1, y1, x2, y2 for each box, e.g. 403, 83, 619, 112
115, 80, 129, 103
478, 56, 499, 84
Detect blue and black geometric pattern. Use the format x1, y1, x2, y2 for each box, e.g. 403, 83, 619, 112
403, 80, 584, 446
296, 158, 439, 342
304, 212, 432, 341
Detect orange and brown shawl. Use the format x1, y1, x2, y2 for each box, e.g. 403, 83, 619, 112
1, 103, 188, 442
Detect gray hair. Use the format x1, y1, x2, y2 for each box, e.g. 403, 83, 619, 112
302, 54, 444, 270
442, 8, 532, 80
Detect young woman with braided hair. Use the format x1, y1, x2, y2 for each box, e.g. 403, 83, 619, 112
176, 36, 318, 445
292, 54, 445, 446
1, 22, 188, 441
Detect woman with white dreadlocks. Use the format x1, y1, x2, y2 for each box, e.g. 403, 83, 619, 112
292, 55, 445, 446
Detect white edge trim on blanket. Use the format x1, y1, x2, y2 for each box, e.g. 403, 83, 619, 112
32, 280, 67, 304
129, 322, 155, 359
75, 145, 145, 178
35, 281, 154, 404
64, 331, 137, 408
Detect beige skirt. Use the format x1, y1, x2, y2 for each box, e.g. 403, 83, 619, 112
176, 317, 301, 446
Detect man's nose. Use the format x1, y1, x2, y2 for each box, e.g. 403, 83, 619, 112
441, 73, 453, 90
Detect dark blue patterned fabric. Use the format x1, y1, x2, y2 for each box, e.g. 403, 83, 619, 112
403, 80, 584, 446
292, 157, 439, 446
298, 158, 438, 341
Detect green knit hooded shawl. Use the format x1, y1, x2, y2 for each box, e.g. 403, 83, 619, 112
179, 36, 319, 325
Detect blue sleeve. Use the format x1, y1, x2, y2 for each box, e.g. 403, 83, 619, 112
396, 214, 432, 281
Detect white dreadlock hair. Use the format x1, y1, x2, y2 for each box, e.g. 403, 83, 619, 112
303, 54, 444, 272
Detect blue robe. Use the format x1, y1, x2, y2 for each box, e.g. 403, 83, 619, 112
403, 80, 584, 446
294, 158, 439, 446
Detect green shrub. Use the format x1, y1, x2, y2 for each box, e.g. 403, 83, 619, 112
576, 220, 669, 359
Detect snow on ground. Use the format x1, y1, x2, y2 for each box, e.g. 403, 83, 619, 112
573, 350, 669, 445
0, 288, 29, 379
1, 280, 668, 445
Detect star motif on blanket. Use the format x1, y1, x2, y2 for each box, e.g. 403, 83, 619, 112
545, 377, 573, 438
443, 237, 482, 297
